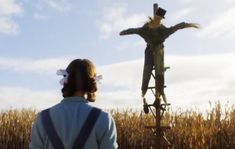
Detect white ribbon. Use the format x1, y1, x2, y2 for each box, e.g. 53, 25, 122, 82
56, 69, 102, 85
94, 75, 103, 84
56, 69, 69, 85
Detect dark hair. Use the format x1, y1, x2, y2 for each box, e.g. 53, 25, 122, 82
61, 59, 97, 102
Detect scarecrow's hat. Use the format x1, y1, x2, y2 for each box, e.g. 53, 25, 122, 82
156, 7, 166, 18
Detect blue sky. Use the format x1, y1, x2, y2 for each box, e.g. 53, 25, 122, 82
0, 0, 235, 111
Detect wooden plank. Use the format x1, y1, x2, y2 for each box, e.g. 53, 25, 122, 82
153, 3, 158, 17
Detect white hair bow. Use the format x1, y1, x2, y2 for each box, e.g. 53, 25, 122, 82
94, 75, 103, 84
56, 69, 69, 85
56, 69, 103, 85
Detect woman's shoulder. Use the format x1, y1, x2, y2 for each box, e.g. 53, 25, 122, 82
92, 107, 114, 124
91, 106, 110, 119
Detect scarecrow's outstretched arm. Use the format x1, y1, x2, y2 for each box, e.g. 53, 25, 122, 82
168, 22, 200, 35
119, 28, 141, 36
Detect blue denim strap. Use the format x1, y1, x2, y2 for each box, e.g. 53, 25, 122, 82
41, 107, 101, 149
41, 109, 65, 149
72, 107, 101, 149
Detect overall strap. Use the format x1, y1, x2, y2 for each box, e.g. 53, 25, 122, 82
41, 109, 65, 149
72, 107, 101, 149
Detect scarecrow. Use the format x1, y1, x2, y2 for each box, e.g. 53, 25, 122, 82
120, 7, 199, 102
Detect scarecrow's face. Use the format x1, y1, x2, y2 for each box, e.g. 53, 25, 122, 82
147, 15, 162, 28
154, 15, 163, 23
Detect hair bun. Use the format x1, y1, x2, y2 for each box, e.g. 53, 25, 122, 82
86, 77, 97, 93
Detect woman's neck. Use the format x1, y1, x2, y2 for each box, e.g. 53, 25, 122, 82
73, 91, 85, 97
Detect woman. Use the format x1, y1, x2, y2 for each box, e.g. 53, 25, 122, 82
29, 59, 118, 149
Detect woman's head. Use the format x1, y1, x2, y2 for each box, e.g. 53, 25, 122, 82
61, 59, 97, 102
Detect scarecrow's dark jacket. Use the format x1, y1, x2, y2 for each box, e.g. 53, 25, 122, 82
123, 22, 191, 96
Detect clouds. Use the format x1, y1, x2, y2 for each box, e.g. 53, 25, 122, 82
0, 0, 23, 35
1, 54, 234, 111
165, 54, 235, 110
0, 0, 235, 112
0, 86, 60, 110
169, 8, 193, 21
38, 0, 72, 13
197, 7, 235, 39
32, 0, 73, 20
173, 0, 235, 40
0, 0, 74, 35
98, 59, 143, 89
97, 54, 235, 110
0, 57, 71, 74
94, 91, 142, 109
97, 3, 147, 39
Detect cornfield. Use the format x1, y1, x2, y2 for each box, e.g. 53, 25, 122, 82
0, 108, 36, 149
0, 103, 235, 149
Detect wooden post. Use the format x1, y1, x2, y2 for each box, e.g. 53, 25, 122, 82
153, 3, 158, 17
153, 3, 161, 149
143, 3, 171, 148
154, 3, 162, 149
153, 44, 164, 149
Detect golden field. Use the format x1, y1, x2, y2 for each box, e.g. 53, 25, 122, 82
0, 103, 235, 149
